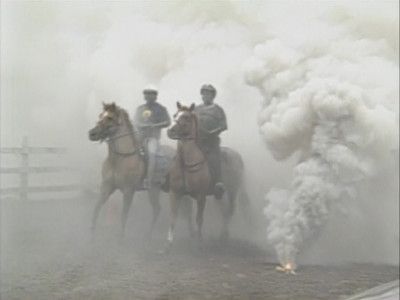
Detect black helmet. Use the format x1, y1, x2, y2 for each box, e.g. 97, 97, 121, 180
200, 84, 217, 95
143, 84, 158, 95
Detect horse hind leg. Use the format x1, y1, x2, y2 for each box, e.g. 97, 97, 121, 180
181, 196, 195, 238
195, 194, 206, 242
147, 187, 161, 239
165, 191, 182, 252
216, 189, 236, 241
120, 188, 135, 240
91, 183, 115, 238
238, 186, 254, 230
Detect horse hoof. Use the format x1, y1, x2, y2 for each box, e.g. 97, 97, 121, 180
144, 231, 153, 242
196, 233, 203, 246
90, 227, 96, 242
197, 241, 206, 253
214, 183, 225, 199
158, 248, 168, 255
159, 243, 171, 255
219, 230, 229, 242
118, 233, 125, 245
196, 233, 203, 241
219, 235, 227, 243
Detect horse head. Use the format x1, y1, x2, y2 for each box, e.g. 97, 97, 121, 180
89, 102, 122, 141
168, 102, 197, 140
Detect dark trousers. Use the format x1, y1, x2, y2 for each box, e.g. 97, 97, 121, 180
199, 136, 222, 185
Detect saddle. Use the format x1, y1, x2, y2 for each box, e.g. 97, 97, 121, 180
138, 142, 174, 191
161, 144, 226, 195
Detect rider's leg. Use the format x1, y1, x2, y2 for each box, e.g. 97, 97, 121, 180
214, 138, 222, 182
145, 137, 159, 189
199, 139, 215, 187
209, 137, 225, 199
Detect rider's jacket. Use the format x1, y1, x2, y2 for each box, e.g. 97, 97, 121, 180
194, 103, 227, 141
134, 102, 171, 139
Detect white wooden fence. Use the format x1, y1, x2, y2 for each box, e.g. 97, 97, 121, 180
0, 136, 80, 200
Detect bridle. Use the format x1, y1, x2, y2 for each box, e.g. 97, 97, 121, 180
172, 110, 199, 141
175, 111, 206, 173
181, 158, 206, 173
104, 124, 138, 157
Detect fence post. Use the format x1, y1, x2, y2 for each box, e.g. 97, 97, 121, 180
20, 136, 29, 200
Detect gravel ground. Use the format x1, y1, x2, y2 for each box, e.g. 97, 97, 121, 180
1, 196, 398, 300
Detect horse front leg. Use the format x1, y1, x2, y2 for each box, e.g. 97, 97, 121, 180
120, 188, 135, 240
91, 182, 115, 238
182, 196, 195, 238
195, 194, 206, 242
147, 186, 161, 239
165, 191, 181, 252
216, 190, 235, 241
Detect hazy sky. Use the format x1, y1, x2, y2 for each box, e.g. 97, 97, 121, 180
1, 0, 398, 265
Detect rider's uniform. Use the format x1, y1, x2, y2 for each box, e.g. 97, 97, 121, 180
134, 102, 170, 187
194, 103, 227, 191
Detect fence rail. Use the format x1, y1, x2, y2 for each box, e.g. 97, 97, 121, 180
0, 147, 67, 154
0, 166, 73, 174
0, 136, 80, 200
1, 184, 80, 195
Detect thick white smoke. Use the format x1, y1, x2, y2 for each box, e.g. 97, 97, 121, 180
244, 4, 399, 268
1, 1, 263, 187
1, 1, 398, 266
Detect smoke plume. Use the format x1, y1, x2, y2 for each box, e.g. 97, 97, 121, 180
244, 4, 399, 268
1, 1, 398, 267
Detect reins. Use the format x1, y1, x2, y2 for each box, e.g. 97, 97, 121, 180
183, 159, 206, 173
177, 112, 205, 173
105, 117, 138, 157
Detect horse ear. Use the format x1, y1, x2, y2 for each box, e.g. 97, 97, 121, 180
102, 102, 107, 109
189, 103, 195, 111
106, 102, 117, 112
177, 101, 182, 110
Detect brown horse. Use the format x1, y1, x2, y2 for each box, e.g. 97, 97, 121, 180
88, 102, 145, 239
165, 102, 251, 248
166, 102, 209, 246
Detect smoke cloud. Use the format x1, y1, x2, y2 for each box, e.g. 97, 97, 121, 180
1, 1, 398, 268
244, 2, 399, 268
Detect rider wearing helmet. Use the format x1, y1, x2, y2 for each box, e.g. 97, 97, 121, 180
194, 84, 227, 199
134, 85, 171, 189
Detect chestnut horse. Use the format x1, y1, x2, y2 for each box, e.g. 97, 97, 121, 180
165, 102, 249, 249
88, 103, 145, 239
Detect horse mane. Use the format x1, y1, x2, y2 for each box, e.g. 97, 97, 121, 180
119, 108, 134, 132
178, 104, 199, 141
104, 103, 136, 138
192, 111, 199, 141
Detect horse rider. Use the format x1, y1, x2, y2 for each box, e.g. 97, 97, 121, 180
134, 85, 171, 189
194, 84, 227, 199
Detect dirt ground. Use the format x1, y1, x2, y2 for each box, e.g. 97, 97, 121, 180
1, 196, 398, 300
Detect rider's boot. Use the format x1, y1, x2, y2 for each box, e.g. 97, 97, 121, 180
143, 178, 150, 190
213, 141, 225, 199
214, 182, 225, 199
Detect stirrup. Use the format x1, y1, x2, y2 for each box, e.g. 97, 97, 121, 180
214, 182, 225, 199
143, 179, 151, 190
139, 147, 146, 157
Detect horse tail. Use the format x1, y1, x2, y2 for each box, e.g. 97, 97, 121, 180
237, 183, 254, 228
235, 154, 255, 230
161, 173, 170, 193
